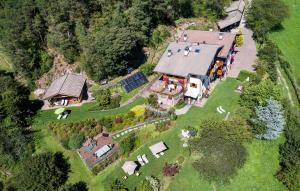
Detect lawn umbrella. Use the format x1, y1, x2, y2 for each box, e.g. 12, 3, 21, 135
54, 108, 65, 115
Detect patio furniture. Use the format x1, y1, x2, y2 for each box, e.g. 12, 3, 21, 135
137, 155, 145, 166
64, 99, 68, 106
57, 114, 63, 120
142, 154, 149, 164
149, 141, 167, 157
160, 152, 164, 156
216, 107, 222, 114
62, 112, 69, 119
219, 106, 225, 113
122, 161, 137, 175
54, 107, 65, 115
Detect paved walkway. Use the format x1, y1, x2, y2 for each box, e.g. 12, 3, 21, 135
175, 104, 192, 115
228, 27, 257, 77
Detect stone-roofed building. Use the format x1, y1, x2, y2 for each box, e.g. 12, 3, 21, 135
217, 0, 245, 31
43, 73, 87, 106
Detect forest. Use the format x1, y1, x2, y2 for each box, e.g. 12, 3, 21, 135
0, 0, 230, 87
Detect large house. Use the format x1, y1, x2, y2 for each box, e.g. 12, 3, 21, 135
43, 73, 87, 106
217, 0, 245, 31
152, 30, 236, 106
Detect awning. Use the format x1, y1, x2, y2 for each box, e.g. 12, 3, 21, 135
122, 161, 137, 175
149, 141, 167, 155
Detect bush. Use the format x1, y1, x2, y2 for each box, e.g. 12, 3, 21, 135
155, 121, 171, 132
240, 80, 282, 109
277, 106, 300, 190
252, 98, 285, 140
235, 30, 243, 47
130, 105, 146, 118
114, 116, 123, 124
147, 94, 158, 107
68, 134, 85, 149
92, 152, 120, 175
120, 133, 136, 156
49, 119, 103, 145
136, 179, 153, 191
162, 163, 179, 176
96, 89, 111, 108
139, 64, 155, 76
190, 119, 249, 182
145, 176, 160, 191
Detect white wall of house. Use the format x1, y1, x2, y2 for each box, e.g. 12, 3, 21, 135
185, 77, 203, 100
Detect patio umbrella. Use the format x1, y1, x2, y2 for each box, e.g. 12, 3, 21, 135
54, 108, 65, 115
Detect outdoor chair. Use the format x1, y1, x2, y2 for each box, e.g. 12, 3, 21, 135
62, 112, 69, 119
137, 155, 145, 166
154, 154, 160, 158
142, 154, 149, 164
160, 152, 164, 156
57, 114, 62, 120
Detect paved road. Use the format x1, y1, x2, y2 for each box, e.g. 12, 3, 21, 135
229, 27, 257, 77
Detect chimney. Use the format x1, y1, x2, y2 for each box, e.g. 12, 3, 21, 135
183, 34, 188, 41
184, 46, 189, 56
167, 49, 172, 57
219, 33, 223, 40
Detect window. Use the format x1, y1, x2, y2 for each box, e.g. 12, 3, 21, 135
190, 83, 197, 88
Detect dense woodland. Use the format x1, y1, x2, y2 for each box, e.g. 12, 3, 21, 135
0, 0, 230, 87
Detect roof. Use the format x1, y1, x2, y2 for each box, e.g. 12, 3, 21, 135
225, 0, 245, 13
122, 161, 137, 175
218, 0, 245, 30
43, 73, 86, 100
217, 11, 243, 30
154, 42, 221, 78
149, 141, 167, 154
95, 145, 111, 157
179, 30, 236, 58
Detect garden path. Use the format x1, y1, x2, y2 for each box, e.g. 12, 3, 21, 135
175, 105, 192, 115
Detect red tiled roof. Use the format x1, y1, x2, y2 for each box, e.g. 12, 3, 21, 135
179, 30, 236, 58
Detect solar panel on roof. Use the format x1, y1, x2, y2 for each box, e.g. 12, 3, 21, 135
120, 72, 148, 93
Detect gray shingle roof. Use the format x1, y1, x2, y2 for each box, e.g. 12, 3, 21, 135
154, 42, 221, 77
43, 73, 86, 100
218, 0, 245, 30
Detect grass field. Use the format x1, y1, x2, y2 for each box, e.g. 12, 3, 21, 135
0, 44, 13, 72
269, 0, 300, 85
34, 77, 286, 191
36, 97, 145, 124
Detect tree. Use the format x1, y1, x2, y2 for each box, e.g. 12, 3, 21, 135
139, 64, 155, 76
162, 163, 179, 176
96, 89, 111, 108
59, 181, 88, 191
14, 152, 70, 191
120, 133, 136, 156
277, 106, 300, 190
252, 98, 285, 140
240, 80, 282, 109
68, 134, 85, 149
246, 0, 289, 41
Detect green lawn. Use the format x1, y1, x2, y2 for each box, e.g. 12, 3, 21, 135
36, 97, 145, 124
269, 0, 300, 84
34, 77, 285, 191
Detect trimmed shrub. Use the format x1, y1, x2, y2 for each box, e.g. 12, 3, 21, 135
130, 105, 146, 118
162, 163, 179, 176
139, 64, 155, 76
68, 134, 85, 149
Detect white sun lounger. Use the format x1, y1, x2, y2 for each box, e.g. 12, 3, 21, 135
160, 152, 164, 156
137, 155, 145, 166
57, 114, 62, 120
64, 99, 68, 106
154, 154, 160, 158
216, 107, 222, 114
219, 106, 225, 113
62, 112, 69, 119
142, 154, 149, 164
